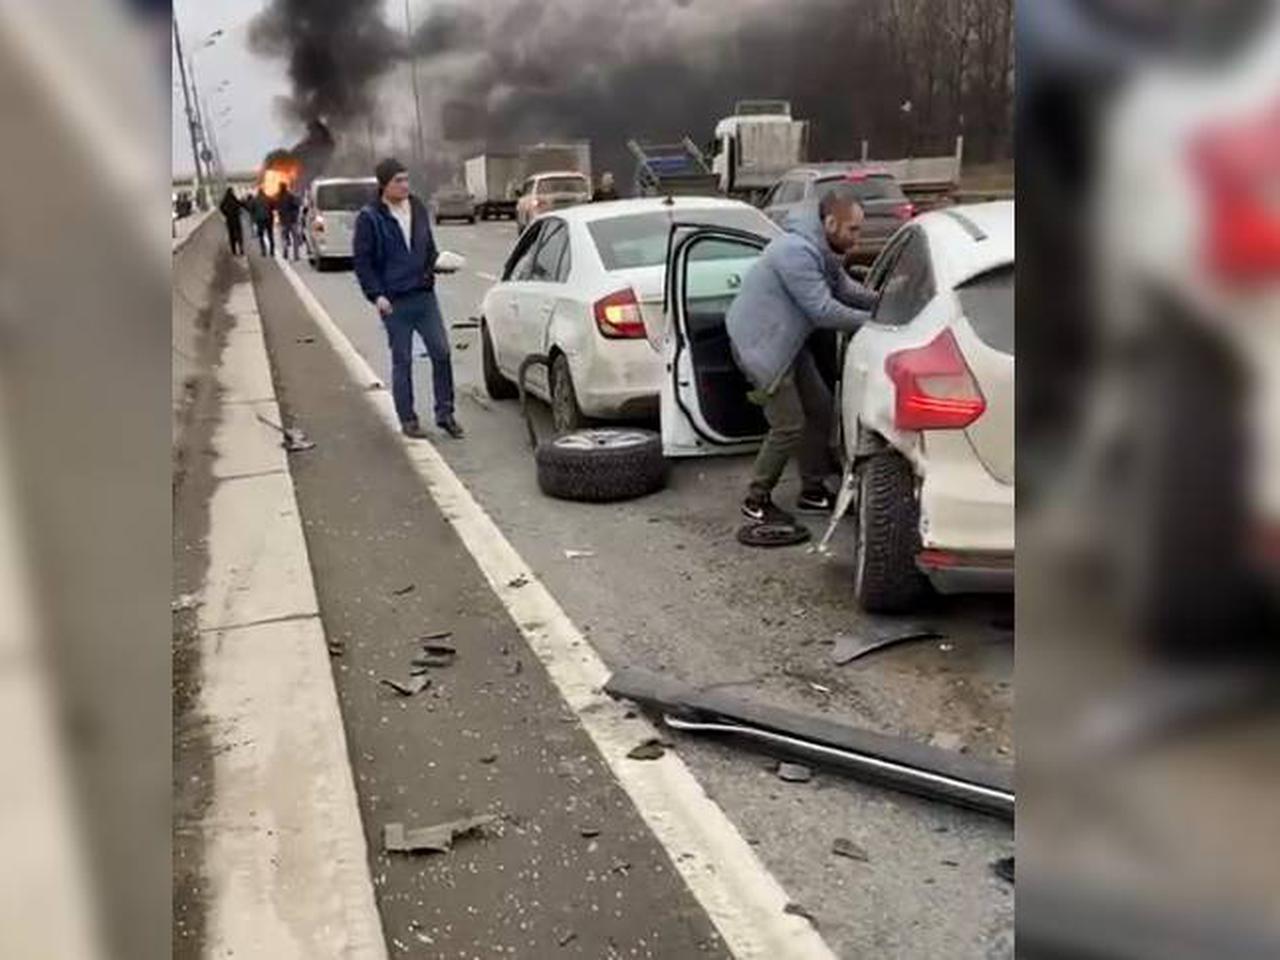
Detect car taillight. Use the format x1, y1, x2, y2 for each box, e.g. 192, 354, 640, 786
594, 288, 646, 339
1191, 101, 1280, 284
894, 202, 916, 220
885, 328, 986, 430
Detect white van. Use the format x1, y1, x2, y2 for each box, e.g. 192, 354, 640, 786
305, 176, 379, 270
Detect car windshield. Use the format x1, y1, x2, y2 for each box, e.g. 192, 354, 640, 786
539, 176, 590, 195
956, 263, 1014, 353
588, 208, 776, 270
816, 175, 905, 203
315, 182, 377, 211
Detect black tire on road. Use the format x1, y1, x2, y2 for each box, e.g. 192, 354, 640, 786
853, 451, 929, 613
481, 321, 518, 400
536, 429, 667, 502
550, 353, 590, 433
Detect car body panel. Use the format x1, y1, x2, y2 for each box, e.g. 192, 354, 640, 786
762, 165, 912, 258
515, 171, 591, 229
306, 177, 378, 261
432, 187, 476, 221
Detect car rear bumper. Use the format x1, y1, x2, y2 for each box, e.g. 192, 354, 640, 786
917, 549, 1014, 594
309, 235, 353, 259
918, 432, 1015, 555
572, 340, 663, 420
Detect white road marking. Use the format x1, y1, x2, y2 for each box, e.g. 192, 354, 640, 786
197, 281, 387, 960
475, 270, 499, 282
280, 260, 837, 960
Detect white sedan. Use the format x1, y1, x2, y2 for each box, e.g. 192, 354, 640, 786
479, 197, 779, 432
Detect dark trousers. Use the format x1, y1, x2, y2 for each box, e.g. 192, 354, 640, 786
747, 348, 834, 498
382, 290, 454, 426
225, 218, 244, 255
254, 220, 274, 256
280, 220, 301, 260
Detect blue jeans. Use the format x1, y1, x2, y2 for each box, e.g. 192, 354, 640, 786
382, 289, 454, 426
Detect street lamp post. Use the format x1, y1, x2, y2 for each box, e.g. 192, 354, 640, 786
172, 19, 206, 207
403, 0, 426, 174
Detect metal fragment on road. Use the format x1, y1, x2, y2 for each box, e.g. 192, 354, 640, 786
579, 826, 601, 838
777, 761, 812, 783
379, 675, 430, 697
830, 621, 942, 665
382, 814, 499, 854
627, 738, 666, 761
391, 583, 416, 596
783, 902, 818, 927
831, 837, 869, 861
564, 549, 595, 560
556, 929, 578, 947
507, 574, 529, 588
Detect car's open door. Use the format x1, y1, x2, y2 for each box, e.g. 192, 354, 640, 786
661, 225, 771, 457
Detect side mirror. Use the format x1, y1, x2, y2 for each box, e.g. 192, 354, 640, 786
435, 250, 466, 274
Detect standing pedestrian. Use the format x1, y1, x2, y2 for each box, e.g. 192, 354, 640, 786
353, 157, 463, 440
218, 187, 245, 256
726, 187, 877, 524
276, 185, 303, 261
249, 187, 276, 257
593, 171, 619, 202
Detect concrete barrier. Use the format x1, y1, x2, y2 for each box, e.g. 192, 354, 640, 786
172, 210, 222, 451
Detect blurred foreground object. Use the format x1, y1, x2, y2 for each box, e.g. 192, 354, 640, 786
0, 0, 169, 957
1020, 0, 1280, 956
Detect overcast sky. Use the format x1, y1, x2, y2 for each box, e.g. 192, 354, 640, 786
172, 0, 291, 176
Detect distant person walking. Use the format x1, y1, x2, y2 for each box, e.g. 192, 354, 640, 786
249, 188, 275, 257
276, 185, 303, 261
218, 187, 245, 256
353, 158, 463, 440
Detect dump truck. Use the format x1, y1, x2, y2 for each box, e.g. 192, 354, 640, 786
709, 100, 810, 203
464, 153, 522, 220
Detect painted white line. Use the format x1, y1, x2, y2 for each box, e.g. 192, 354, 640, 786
197, 280, 387, 960
280, 260, 837, 960
475, 270, 498, 282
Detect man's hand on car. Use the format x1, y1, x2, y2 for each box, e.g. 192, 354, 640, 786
375, 295, 393, 316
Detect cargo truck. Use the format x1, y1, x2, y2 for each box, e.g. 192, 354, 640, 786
518, 141, 592, 186
709, 100, 810, 204
464, 152, 522, 220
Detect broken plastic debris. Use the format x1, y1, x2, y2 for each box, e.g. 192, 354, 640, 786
507, 574, 530, 588
556, 929, 577, 947
282, 428, 315, 452
831, 837, 869, 861
379, 675, 430, 697
579, 826, 601, 838
783, 902, 818, 926
808, 682, 831, 695
478, 752, 498, 765
420, 630, 453, 641
391, 583, 416, 596
564, 549, 595, 560
777, 761, 813, 783
627, 739, 666, 761
383, 814, 499, 854
831, 622, 942, 665
295, 335, 316, 343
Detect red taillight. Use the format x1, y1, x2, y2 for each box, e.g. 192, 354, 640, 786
894, 202, 916, 221
885, 328, 985, 430
594, 288, 646, 339
1192, 101, 1280, 283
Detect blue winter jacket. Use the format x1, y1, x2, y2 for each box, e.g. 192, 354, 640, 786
352, 195, 438, 303
726, 202, 876, 392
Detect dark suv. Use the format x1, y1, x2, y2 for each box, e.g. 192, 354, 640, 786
761, 165, 914, 260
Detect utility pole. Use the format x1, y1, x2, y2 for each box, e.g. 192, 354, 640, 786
172, 18, 206, 205
403, 0, 426, 173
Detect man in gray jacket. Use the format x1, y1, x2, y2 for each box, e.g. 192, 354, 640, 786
727, 187, 876, 524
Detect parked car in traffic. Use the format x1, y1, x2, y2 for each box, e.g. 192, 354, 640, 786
305, 176, 379, 270
431, 184, 477, 224
479, 197, 779, 433
761, 165, 915, 261
514, 171, 592, 231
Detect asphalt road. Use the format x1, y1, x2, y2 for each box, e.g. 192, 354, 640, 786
279, 220, 1014, 958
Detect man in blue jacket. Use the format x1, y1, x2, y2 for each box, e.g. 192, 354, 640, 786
726, 187, 876, 524
353, 157, 463, 439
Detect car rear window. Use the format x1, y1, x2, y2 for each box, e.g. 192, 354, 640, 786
816, 174, 905, 204
538, 176, 590, 195
956, 264, 1014, 353
588, 208, 776, 270
315, 182, 377, 210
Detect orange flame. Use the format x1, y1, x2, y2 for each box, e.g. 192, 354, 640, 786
260, 160, 301, 198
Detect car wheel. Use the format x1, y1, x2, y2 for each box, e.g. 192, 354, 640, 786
550, 353, 590, 433
853, 451, 929, 613
536, 428, 667, 502
481, 320, 518, 400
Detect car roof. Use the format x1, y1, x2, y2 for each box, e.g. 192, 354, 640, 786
526, 170, 590, 180
544, 195, 763, 226
914, 201, 1014, 285
312, 176, 378, 186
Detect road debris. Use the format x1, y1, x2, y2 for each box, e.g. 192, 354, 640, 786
382, 814, 499, 854
295, 335, 315, 344
507, 574, 529, 589
171, 593, 201, 612
326, 638, 346, 657
930, 731, 966, 752
391, 583, 416, 596
777, 761, 813, 783
807, 682, 831, 695
478, 752, 498, 765
509, 658, 523, 676
991, 856, 1015, 884
783, 902, 818, 927
564, 549, 595, 560
556, 929, 578, 947
736, 521, 811, 548
452, 318, 481, 330
453, 340, 471, 351
830, 622, 942, 665
579, 826, 601, 838
831, 837, 869, 861
420, 629, 453, 641
379, 675, 430, 697
255, 412, 317, 452
627, 738, 667, 761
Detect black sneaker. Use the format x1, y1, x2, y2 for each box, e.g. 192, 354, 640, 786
741, 494, 795, 525
797, 486, 837, 514
401, 421, 429, 439
436, 417, 465, 439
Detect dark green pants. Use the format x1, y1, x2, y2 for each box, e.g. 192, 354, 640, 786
748, 349, 833, 498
